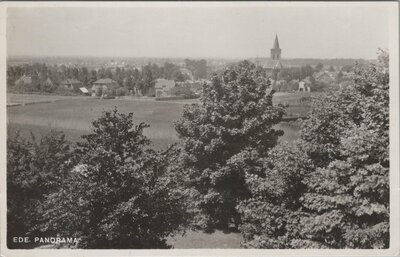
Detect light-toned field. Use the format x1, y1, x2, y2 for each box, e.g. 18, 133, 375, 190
8, 98, 183, 149
7, 93, 90, 106
7, 93, 312, 149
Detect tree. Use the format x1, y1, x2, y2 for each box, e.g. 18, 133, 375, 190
237, 50, 389, 249
175, 61, 285, 231
140, 65, 155, 95
300, 65, 314, 80
315, 63, 324, 71
41, 109, 187, 248
7, 131, 73, 248
185, 59, 208, 79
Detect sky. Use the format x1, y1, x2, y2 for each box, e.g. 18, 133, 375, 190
6, 4, 392, 59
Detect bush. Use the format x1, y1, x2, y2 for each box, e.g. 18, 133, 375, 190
175, 61, 284, 231
40, 108, 187, 248
115, 87, 127, 96
170, 86, 198, 99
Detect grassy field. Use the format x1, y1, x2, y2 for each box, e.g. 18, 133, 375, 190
7, 92, 313, 150
7, 92, 313, 248
8, 98, 183, 149
7, 93, 90, 106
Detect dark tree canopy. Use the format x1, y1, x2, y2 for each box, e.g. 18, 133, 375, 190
238, 50, 389, 249
39, 109, 187, 248
175, 60, 284, 231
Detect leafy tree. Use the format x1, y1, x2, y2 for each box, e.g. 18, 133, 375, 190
238, 50, 389, 249
315, 63, 324, 71
140, 65, 155, 95
300, 65, 314, 80
341, 64, 354, 73
185, 59, 208, 79
175, 61, 284, 231
7, 131, 73, 248
41, 109, 187, 248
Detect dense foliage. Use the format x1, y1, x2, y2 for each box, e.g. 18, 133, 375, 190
7, 109, 187, 249
175, 60, 285, 231
238, 51, 389, 248
38, 109, 187, 248
7, 131, 73, 248
7, 60, 206, 95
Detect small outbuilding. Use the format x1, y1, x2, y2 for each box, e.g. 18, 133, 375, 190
79, 87, 90, 95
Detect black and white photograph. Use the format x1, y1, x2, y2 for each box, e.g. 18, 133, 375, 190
0, 1, 399, 256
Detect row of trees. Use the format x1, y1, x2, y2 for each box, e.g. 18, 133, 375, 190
7, 60, 209, 95
7, 51, 389, 249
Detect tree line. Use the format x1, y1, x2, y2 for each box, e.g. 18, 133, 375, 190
7, 51, 389, 249
7, 59, 209, 95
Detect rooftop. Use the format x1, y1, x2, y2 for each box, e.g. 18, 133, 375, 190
93, 78, 117, 84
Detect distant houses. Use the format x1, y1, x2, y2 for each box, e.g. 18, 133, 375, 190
14, 75, 55, 93
314, 71, 336, 85
91, 78, 119, 97
155, 79, 175, 98
61, 79, 83, 91
15, 75, 32, 88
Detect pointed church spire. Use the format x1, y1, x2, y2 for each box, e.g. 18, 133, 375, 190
270, 34, 282, 61
273, 34, 280, 49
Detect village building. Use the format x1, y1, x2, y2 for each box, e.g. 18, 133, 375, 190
60, 79, 83, 91
314, 71, 336, 85
155, 79, 176, 98
42, 78, 55, 89
15, 75, 32, 87
79, 87, 90, 95
91, 78, 119, 97
298, 80, 311, 92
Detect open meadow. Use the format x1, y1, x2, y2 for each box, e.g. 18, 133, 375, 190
7, 92, 315, 150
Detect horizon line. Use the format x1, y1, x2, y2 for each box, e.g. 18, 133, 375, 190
7, 55, 373, 61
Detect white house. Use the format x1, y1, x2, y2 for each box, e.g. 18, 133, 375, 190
298, 81, 311, 92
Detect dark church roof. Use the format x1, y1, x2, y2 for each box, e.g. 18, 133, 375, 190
272, 34, 280, 49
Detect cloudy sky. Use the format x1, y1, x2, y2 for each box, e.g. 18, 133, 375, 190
6, 3, 393, 59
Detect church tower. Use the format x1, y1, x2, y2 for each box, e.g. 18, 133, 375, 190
270, 34, 281, 60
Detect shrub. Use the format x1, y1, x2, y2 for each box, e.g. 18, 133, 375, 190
115, 87, 127, 96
